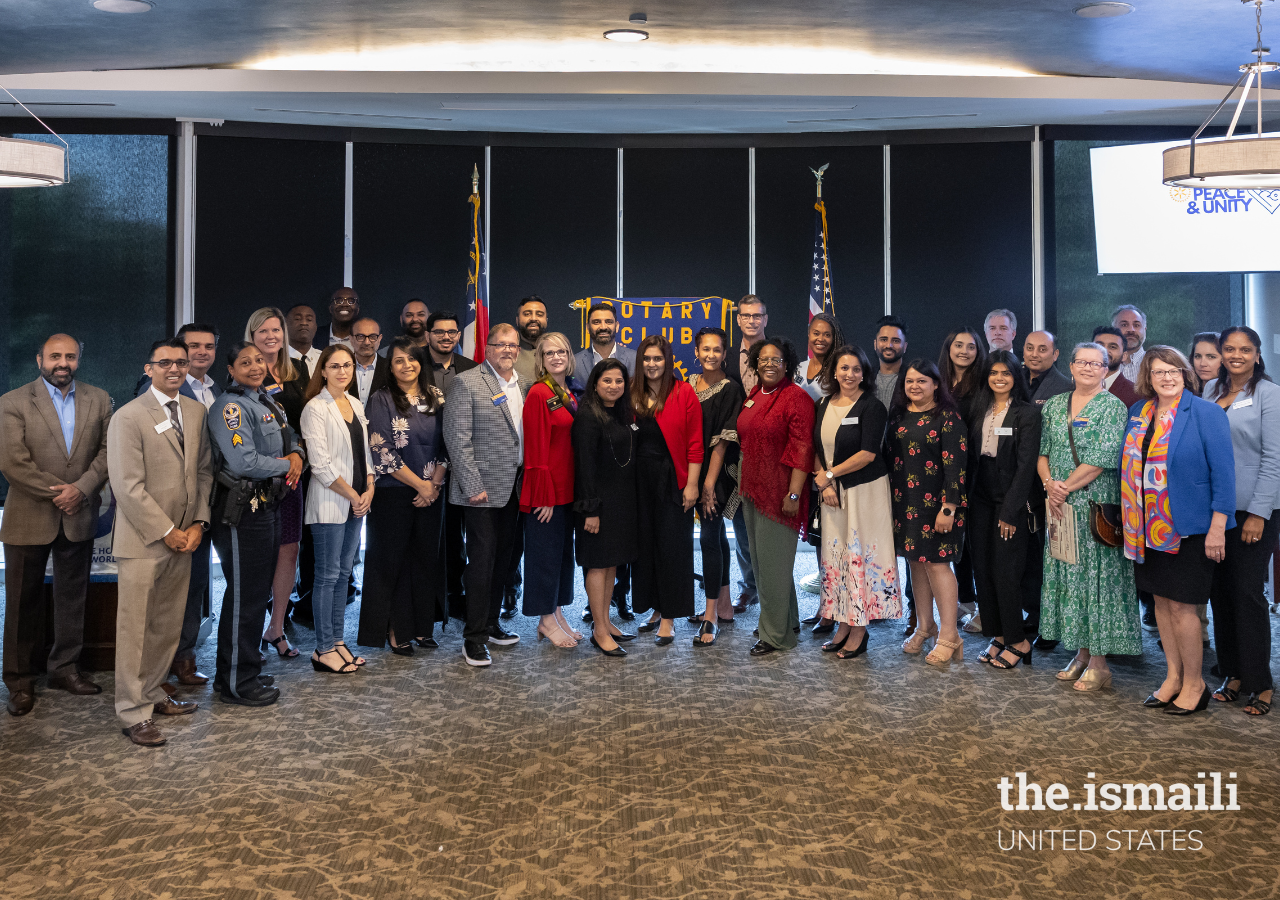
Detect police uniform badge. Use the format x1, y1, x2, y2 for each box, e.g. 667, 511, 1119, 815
223, 403, 242, 430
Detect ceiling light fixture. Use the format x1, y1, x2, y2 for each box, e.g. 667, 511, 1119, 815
604, 29, 648, 42
92, 0, 154, 12
0, 86, 68, 187
1074, 2, 1134, 18
1164, 0, 1280, 187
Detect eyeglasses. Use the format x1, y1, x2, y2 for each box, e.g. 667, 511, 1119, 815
331, 298, 358, 307
430, 329, 461, 338
487, 342, 520, 351
738, 313, 766, 322
352, 333, 381, 342
326, 362, 354, 372
148, 359, 190, 369
542, 349, 568, 359
1072, 360, 1107, 371
757, 357, 785, 368
1150, 367, 1184, 380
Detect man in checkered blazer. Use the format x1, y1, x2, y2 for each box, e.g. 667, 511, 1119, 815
444, 323, 533, 667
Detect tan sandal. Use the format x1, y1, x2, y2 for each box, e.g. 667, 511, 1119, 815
1072, 668, 1112, 692
902, 625, 936, 655
1055, 657, 1088, 682
925, 636, 964, 667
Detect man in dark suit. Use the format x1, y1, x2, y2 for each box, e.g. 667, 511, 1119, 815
0, 334, 112, 716
723, 294, 767, 393
1093, 325, 1141, 409
348, 317, 390, 406
315, 287, 359, 350
443, 324, 532, 667
1023, 330, 1073, 405
426, 310, 478, 619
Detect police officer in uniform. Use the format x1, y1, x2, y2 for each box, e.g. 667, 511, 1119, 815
207, 341, 306, 706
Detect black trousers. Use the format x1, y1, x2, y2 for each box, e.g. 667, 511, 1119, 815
173, 529, 212, 662
2, 526, 92, 691
212, 501, 279, 698
359, 486, 446, 647
1209, 509, 1279, 694
444, 496, 468, 620
1020, 524, 1046, 637
462, 478, 522, 642
504, 512, 525, 595
699, 512, 732, 600
968, 481, 1032, 646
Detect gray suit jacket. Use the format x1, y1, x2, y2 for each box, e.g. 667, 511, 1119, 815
1205, 377, 1280, 517
443, 364, 532, 507
573, 343, 636, 383
0, 378, 112, 545
1027, 365, 1073, 406
106, 392, 213, 559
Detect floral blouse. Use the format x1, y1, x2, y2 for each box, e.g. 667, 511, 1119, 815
366, 386, 448, 489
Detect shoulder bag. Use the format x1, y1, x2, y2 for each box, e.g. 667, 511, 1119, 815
1066, 409, 1122, 548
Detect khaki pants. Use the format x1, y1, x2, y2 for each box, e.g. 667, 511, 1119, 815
115, 552, 192, 727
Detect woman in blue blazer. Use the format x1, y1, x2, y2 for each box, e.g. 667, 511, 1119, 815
1204, 326, 1280, 717
1120, 347, 1235, 717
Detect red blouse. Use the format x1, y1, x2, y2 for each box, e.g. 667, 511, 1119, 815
649, 379, 705, 490
520, 381, 576, 511
736, 382, 815, 533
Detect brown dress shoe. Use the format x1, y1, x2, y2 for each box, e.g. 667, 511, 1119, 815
47, 672, 102, 695
153, 696, 198, 716
170, 658, 210, 685
122, 719, 167, 747
6, 690, 35, 716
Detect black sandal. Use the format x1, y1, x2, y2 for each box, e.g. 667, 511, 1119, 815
1212, 677, 1241, 703
263, 634, 299, 658
977, 640, 1005, 664
333, 643, 366, 667
835, 631, 869, 660
989, 644, 1033, 670
692, 620, 717, 647
1244, 691, 1272, 716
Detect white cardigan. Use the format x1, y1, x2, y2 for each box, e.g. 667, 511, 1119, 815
300, 387, 374, 525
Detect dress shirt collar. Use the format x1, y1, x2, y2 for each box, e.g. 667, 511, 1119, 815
43, 377, 75, 402
486, 361, 518, 388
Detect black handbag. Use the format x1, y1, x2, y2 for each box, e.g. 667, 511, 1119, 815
1066, 410, 1122, 548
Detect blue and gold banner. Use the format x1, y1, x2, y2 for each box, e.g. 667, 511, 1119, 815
573, 296, 735, 381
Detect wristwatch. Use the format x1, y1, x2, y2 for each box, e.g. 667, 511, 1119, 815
788, 493, 800, 501
824, 470, 835, 483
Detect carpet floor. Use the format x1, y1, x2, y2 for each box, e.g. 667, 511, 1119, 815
1, 548, 1277, 900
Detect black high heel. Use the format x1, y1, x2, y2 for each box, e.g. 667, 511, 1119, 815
388, 635, 414, 657
263, 634, 300, 658
1165, 686, 1211, 716
835, 631, 869, 660
1212, 676, 1241, 703
637, 619, 661, 633
821, 632, 849, 653
1142, 693, 1172, 708
611, 630, 638, 642
977, 640, 1005, 664
333, 643, 366, 667
693, 620, 717, 647
800, 613, 821, 625
989, 644, 1032, 670
590, 636, 627, 657
655, 634, 674, 646
811, 619, 835, 635
414, 636, 439, 649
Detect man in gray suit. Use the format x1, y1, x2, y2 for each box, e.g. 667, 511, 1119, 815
1023, 330, 1073, 406
573, 301, 636, 381
107, 339, 213, 747
444, 324, 532, 667
0, 334, 112, 716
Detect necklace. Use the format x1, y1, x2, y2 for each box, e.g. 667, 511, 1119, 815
761, 383, 780, 395
603, 410, 633, 468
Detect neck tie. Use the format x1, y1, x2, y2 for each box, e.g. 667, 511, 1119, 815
165, 400, 185, 451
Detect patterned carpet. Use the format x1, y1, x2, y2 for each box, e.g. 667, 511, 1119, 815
1, 547, 1277, 900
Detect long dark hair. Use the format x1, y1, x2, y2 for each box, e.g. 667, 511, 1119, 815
819, 344, 873, 396
385, 336, 440, 414
632, 334, 676, 417
583, 358, 633, 424
1210, 326, 1271, 400
969, 349, 1031, 421
888, 358, 958, 421
938, 327, 988, 400
305, 345, 356, 402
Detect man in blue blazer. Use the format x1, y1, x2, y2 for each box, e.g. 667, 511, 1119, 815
134, 324, 222, 686
572, 301, 636, 380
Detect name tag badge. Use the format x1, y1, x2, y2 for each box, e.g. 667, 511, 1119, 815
1072, 418, 1088, 428
995, 427, 1014, 437
264, 383, 283, 396
547, 397, 564, 412
154, 419, 173, 434
842, 416, 859, 425
492, 393, 508, 407
630, 423, 639, 431
1232, 397, 1254, 410
745, 399, 755, 408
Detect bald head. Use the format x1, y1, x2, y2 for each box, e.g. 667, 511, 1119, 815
401, 300, 429, 340
38, 334, 80, 390
1023, 330, 1059, 376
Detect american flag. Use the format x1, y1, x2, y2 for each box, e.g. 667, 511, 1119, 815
808, 163, 833, 342
462, 168, 489, 363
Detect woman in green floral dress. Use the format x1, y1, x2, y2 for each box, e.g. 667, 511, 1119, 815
1037, 342, 1141, 692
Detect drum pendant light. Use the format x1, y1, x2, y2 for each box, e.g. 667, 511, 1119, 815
1164, 0, 1280, 188
0, 86, 68, 187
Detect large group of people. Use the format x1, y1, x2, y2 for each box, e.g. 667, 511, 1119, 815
2, 291, 1276, 748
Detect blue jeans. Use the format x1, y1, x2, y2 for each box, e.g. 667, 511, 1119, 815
312, 515, 363, 653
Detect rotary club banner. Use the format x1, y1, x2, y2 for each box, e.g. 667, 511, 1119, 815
572, 296, 735, 380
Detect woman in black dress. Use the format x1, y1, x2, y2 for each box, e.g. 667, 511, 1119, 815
689, 327, 746, 646
887, 359, 969, 667
573, 359, 640, 656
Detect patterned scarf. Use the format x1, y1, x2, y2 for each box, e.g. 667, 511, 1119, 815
1120, 399, 1181, 563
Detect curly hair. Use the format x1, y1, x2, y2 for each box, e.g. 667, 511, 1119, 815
746, 336, 800, 382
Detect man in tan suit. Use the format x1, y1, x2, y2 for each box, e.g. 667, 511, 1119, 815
107, 339, 213, 747
0, 333, 112, 717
